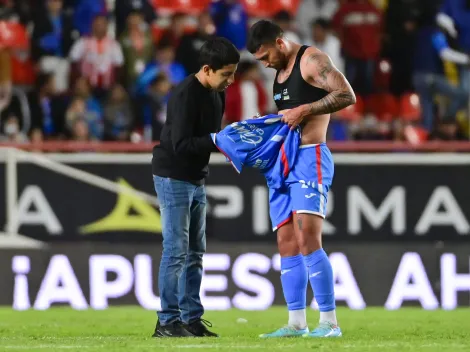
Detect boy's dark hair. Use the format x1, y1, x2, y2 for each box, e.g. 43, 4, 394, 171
247, 20, 284, 54
198, 37, 240, 71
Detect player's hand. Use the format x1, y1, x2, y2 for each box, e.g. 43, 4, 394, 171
252, 113, 261, 119
281, 107, 305, 130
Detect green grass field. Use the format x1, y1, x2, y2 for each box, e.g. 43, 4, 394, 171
0, 307, 469, 352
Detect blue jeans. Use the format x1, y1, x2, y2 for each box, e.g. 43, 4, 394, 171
412, 72, 468, 131
153, 176, 206, 325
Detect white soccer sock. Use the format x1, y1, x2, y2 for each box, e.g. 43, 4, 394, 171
319, 310, 338, 325
288, 309, 307, 330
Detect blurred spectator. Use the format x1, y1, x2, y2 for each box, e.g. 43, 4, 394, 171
160, 12, 187, 48
0, 47, 12, 113
31, 0, 77, 93
139, 73, 172, 141
0, 0, 34, 25
1, 0, 468, 145
0, 0, 24, 23
296, 0, 339, 41
223, 61, 268, 127
273, 10, 301, 43
120, 11, 154, 88
69, 14, 124, 100
390, 119, 406, 141
114, 0, 156, 39
70, 118, 90, 141
175, 11, 216, 75
65, 96, 102, 140
30, 127, 44, 144
103, 85, 134, 141
134, 39, 186, 95
28, 73, 66, 140
72, 77, 102, 124
383, 0, 420, 96
332, 0, 383, 96
437, 0, 470, 94
307, 18, 344, 74
210, 0, 248, 50
412, 18, 470, 132
0, 113, 28, 143
1, 87, 32, 136
353, 114, 387, 140
73, 0, 107, 36
428, 120, 463, 140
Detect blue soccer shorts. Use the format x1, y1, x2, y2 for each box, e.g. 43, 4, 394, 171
269, 143, 334, 230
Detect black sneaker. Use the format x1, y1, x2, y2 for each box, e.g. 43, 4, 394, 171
184, 319, 219, 337
152, 320, 195, 338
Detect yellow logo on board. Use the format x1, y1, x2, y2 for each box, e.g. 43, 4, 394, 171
80, 178, 161, 234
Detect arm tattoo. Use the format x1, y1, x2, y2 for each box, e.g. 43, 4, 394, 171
306, 53, 356, 115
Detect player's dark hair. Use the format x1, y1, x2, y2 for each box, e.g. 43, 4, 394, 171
198, 37, 240, 72
247, 20, 284, 54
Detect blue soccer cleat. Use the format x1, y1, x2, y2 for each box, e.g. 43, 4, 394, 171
259, 326, 309, 338
303, 322, 342, 338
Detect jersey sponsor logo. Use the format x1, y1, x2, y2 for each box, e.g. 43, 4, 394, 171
274, 93, 282, 101
282, 88, 290, 100
232, 122, 264, 145
254, 159, 269, 169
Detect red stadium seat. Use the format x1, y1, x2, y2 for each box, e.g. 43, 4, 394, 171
151, 24, 197, 43
404, 125, 428, 144
151, 25, 165, 43
366, 93, 399, 122
11, 55, 36, 86
241, 0, 272, 17
272, 0, 301, 16
399, 92, 422, 122
152, 0, 211, 15
0, 21, 29, 51
335, 95, 364, 121
374, 58, 391, 91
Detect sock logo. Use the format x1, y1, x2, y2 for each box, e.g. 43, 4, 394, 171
305, 193, 316, 199
309, 271, 322, 278
280, 269, 292, 275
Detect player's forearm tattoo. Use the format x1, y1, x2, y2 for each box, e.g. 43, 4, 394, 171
306, 53, 356, 115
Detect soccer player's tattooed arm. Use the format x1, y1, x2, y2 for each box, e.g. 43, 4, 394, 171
302, 52, 356, 116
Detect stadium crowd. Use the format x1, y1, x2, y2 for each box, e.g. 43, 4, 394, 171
0, 0, 469, 145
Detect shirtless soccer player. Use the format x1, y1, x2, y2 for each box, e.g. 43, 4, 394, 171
247, 20, 356, 338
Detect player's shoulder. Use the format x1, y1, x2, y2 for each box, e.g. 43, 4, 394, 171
300, 46, 328, 65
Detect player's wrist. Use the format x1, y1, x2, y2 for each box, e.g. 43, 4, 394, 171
298, 104, 312, 118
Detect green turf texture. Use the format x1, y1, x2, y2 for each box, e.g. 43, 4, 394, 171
0, 306, 469, 351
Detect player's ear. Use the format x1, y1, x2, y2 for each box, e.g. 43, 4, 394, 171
202, 65, 211, 76
276, 38, 285, 50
